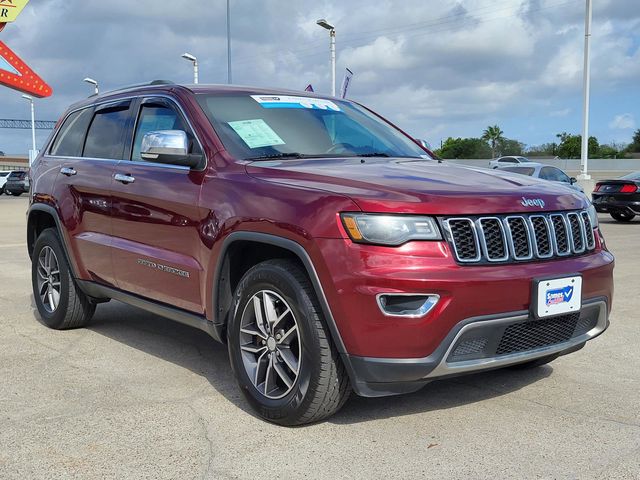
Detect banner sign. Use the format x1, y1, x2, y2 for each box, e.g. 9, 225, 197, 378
0, 0, 30, 23
340, 68, 353, 99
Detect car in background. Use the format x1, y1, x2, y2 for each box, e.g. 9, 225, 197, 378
4, 170, 30, 196
0, 170, 12, 195
497, 162, 584, 194
489, 155, 530, 169
592, 172, 640, 222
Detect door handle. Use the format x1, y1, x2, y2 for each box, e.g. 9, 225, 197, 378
60, 167, 77, 177
114, 173, 135, 184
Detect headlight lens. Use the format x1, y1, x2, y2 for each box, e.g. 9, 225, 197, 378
587, 204, 599, 229
341, 213, 442, 245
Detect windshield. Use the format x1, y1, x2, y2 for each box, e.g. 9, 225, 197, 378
196, 94, 431, 161
620, 171, 640, 181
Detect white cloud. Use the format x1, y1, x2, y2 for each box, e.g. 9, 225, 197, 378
549, 108, 571, 117
609, 113, 635, 130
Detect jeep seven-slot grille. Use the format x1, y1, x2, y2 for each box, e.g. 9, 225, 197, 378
444, 210, 596, 264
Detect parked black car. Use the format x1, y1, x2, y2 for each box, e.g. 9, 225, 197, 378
592, 171, 640, 222
4, 170, 30, 196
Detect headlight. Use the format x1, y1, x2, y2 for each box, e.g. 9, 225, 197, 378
341, 213, 442, 245
586, 204, 599, 229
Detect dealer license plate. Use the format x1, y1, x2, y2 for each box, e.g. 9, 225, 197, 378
535, 276, 582, 318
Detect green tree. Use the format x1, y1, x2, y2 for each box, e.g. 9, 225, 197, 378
482, 125, 505, 159
437, 137, 492, 159
556, 132, 599, 159
628, 129, 640, 153
497, 138, 525, 156
526, 143, 558, 157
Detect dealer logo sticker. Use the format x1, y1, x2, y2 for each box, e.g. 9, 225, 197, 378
545, 285, 574, 306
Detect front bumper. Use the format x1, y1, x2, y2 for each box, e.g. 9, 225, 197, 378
345, 298, 607, 396
5, 182, 29, 194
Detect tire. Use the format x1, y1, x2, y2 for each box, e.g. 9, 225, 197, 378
610, 211, 635, 222
507, 353, 559, 370
11, 192, 22, 197
228, 259, 350, 426
32, 228, 95, 329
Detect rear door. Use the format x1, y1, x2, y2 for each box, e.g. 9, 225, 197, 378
48, 101, 134, 286
110, 96, 206, 313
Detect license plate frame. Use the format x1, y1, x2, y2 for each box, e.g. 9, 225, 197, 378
532, 275, 582, 319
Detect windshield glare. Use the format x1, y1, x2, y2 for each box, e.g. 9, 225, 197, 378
196, 94, 430, 161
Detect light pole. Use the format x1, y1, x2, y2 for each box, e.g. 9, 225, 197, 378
21, 94, 37, 165
227, 0, 232, 84
316, 18, 336, 96
181, 53, 199, 84
579, 0, 592, 180
83, 77, 99, 95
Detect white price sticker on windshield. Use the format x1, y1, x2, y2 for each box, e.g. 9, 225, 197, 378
228, 119, 285, 149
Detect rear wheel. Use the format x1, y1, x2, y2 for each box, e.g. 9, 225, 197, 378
610, 211, 635, 222
32, 228, 95, 329
228, 259, 350, 426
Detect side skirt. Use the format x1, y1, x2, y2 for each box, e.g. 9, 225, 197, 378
76, 280, 224, 343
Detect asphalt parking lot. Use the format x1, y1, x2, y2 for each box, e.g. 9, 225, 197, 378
0, 195, 638, 479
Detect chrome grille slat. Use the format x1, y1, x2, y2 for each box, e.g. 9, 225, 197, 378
445, 210, 596, 264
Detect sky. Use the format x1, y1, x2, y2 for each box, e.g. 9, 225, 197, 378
0, 0, 638, 155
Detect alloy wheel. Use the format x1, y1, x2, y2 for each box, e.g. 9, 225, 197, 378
239, 290, 301, 399
36, 246, 61, 313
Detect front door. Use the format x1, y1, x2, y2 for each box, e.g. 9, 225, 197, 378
110, 97, 206, 313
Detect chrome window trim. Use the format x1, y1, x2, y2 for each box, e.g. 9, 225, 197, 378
44, 93, 206, 172
567, 212, 586, 254
375, 293, 440, 318
528, 215, 554, 259
503, 215, 533, 261
444, 218, 482, 262
476, 217, 509, 262
549, 213, 572, 256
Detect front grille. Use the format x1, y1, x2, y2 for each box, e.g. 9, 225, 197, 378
496, 313, 580, 355
444, 209, 595, 265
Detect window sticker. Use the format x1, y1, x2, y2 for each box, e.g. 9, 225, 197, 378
227, 119, 286, 149
251, 95, 341, 112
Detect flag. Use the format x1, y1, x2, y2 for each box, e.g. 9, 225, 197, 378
304, 84, 314, 92
340, 68, 353, 99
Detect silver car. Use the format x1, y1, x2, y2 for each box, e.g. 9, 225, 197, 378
489, 155, 530, 169
497, 162, 584, 193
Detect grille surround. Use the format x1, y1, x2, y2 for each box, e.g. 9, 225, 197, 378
443, 210, 596, 265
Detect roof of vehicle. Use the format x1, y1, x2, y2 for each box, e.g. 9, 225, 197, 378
496, 155, 529, 160
66, 82, 338, 112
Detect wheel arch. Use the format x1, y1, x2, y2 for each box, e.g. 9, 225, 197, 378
212, 232, 348, 355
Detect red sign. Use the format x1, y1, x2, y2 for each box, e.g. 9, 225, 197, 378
0, 39, 52, 97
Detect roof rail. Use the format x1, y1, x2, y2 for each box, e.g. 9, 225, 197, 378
94, 80, 176, 97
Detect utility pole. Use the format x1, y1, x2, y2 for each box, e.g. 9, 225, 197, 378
22, 95, 37, 165
317, 19, 336, 96
227, 0, 232, 84
579, 0, 592, 180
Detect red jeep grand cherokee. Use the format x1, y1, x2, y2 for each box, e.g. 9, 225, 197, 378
27, 82, 614, 425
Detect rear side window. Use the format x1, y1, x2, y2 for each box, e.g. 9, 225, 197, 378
50, 108, 93, 157
503, 167, 535, 176
83, 103, 131, 159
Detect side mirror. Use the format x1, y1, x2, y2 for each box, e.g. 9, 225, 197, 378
570, 177, 577, 184
141, 130, 202, 168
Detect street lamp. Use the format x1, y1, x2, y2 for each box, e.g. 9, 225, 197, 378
579, 0, 592, 181
181, 53, 199, 84
83, 77, 99, 95
316, 18, 336, 96
21, 94, 37, 165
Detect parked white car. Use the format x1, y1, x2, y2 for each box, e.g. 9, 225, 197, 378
497, 162, 584, 193
489, 156, 530, 169
0, 171, 12, 195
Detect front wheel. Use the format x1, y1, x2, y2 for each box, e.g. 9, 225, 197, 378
32, 228, 95, 329
610, 211, 635, 222
228, 259, 350, 426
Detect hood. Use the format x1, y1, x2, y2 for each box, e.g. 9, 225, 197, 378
246, 158, 589, 215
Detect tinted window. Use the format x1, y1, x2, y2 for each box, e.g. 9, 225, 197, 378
540, 166, 569, 182
0, 172, 10, 177
502, 167, 535, 176
621, 172, 640, 181
498, 157, 517, 163
8, 171, 26, 180
50, 108, 93, 157
83, 104, 131, 159
131, 103, 200, 162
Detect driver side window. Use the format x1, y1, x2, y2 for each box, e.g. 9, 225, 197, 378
131, 101, 200, 162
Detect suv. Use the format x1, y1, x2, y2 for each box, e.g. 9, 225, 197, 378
0, 170, 12, 194
5, 170, 29, 196
28, 83, 614, 425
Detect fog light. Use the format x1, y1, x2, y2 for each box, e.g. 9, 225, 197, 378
376, 294, 439, 318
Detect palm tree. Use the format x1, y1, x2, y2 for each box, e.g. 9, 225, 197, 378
482, 125, 505, 159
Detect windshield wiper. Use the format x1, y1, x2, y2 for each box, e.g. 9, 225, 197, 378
358, 152, 390, 157
246, 152, 308, 161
